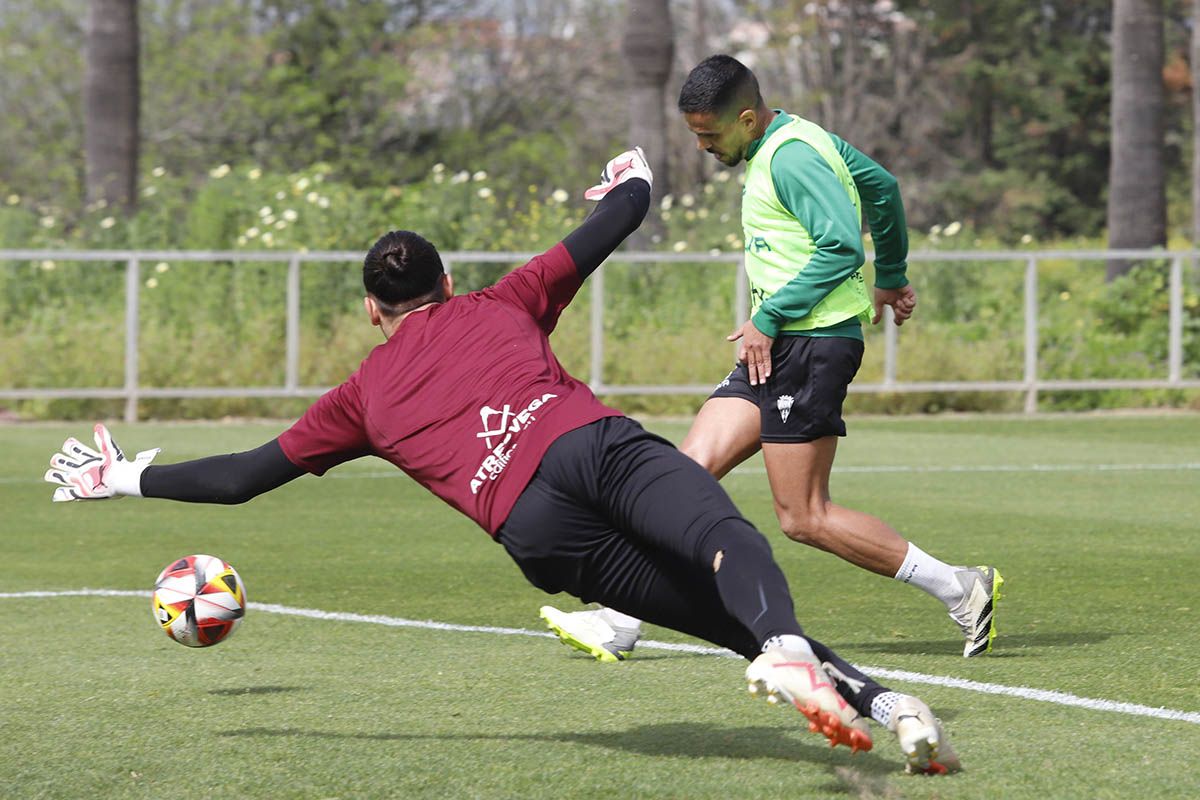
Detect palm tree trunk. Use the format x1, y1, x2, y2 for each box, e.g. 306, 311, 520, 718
1106, 0, 1165, 281
622, 0, 674, 244
84, 0, 139, 210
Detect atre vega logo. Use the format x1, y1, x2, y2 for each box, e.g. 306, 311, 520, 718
469, 393, 558, 494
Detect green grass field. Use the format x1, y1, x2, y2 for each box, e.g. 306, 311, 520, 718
3, 415, 1199, 799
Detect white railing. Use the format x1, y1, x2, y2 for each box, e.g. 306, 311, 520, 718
0, 248, 1196, 421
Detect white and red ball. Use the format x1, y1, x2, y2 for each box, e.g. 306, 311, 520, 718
152, 554, 246, 647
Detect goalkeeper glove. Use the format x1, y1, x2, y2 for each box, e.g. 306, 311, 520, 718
584, 146, 653, 201
44, 423, 159, 501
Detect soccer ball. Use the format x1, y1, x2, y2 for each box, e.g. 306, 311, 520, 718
151, 554, 246, 647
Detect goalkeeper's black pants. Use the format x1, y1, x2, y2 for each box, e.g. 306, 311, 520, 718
497, 416, 886, 716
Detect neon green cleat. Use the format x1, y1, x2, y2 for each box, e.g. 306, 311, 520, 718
539, 606, 634, 662
950, 566, 1003, 657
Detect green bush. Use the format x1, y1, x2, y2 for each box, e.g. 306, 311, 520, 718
1, 164, 1198, 420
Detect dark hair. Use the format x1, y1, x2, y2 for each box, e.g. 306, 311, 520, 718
677, 54, 762, 117
363, 230, 445, 315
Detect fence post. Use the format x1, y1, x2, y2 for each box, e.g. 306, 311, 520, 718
883, 306, 898, 387
1023, 256, 1039, 414
286, 255, 301, 392
123, 257, 140, 423
590, 265, 605, 391
1169, 256, 1183, 384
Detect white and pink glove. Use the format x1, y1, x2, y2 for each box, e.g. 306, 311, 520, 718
44, 423, 159, 501
584, 146, 653, 201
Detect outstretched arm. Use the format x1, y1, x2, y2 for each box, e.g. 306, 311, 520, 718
141, 439, 304, 504
564, 147, 652, 279
46, 424, 304, 505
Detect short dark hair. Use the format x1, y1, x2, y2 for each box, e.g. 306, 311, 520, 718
363, 230, 445, 315
677, 54, 762, 117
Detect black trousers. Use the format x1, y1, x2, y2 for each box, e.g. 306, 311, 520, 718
497, 416, 888, 714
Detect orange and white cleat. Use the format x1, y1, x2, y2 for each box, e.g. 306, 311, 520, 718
745, 649, 873, 753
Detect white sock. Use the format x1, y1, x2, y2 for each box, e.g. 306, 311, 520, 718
894, 542, 965, 609
760, 634, 815, 657
870, 691, 904, 727
598, 608, 642, 632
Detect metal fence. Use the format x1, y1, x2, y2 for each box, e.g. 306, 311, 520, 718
1, 247, 1197, 421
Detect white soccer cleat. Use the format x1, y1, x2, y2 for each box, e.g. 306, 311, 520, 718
539, 606, 636, 662
745, 649, 872, 753
949, 566, 1004, 657
888, 695, 961, 774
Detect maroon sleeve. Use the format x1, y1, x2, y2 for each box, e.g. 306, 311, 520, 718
483, 242, 581, 334
277, 373, 373, 475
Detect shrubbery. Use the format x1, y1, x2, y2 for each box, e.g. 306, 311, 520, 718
1, 165, 1198, 420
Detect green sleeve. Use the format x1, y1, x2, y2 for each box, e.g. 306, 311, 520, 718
751, 140, 865, 338
829, 132, 909, 290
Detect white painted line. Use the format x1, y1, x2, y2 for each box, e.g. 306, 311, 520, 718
4, 589, 1198, 726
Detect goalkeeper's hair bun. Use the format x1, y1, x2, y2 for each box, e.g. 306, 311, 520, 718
363, 230, 444, 308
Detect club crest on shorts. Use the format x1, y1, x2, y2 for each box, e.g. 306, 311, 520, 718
776, 394, 794, 423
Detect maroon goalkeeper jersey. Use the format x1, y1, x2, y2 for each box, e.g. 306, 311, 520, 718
277, 242, 622, 535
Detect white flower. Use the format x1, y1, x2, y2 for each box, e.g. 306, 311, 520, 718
142, 186, 158, 197
1059, 291, 1071, 301
295, 177, 311, 192
305, 191, 320, 203
477, 187, 493, 199
433, 173, 445, 184
660, 194, 674, 211
719, 213, 730, 223
39, 259, 56, 271
929, 224, 943, 236
672, 240, 688, 252
5, 193, 19, 205
247, 168, 262, 180
151, 167, 166, 178
1020, 233, 1034, 244
451, 170, 470, 185
274, 219, 287, 230
154, 262, 170, 273
472, 170, 488, 182
316, 196, 329, 209
713, 170, 731, 183
432, 163, 445, 174
263, 214, 276, 225
145, 277, 158, 289
685, 210, 696, 221
697, 208, 709, 219
259, 206, 273, 218
274, 191, 286, 201
680, 194, 695, 208
551, 189, 569, 203
245, 227, 260, 239
261, 232, 274, 246
282, 209, 298, 222
209, 164, 231, 178
39, 215, 55, 228
99, 216, 116, 229
709, 248, 722, 256
236, 235, 248, 246
944, 221, 962, 237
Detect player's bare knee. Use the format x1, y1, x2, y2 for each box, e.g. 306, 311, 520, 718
779, 512, 823, 546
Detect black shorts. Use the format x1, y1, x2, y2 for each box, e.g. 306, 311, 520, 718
710, 335, 864, 443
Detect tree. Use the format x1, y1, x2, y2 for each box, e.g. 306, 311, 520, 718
622, 0, 674, 214
1192, 0, 1200, 244
84, 0, 140, 210
1107, 0, 1166, 280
